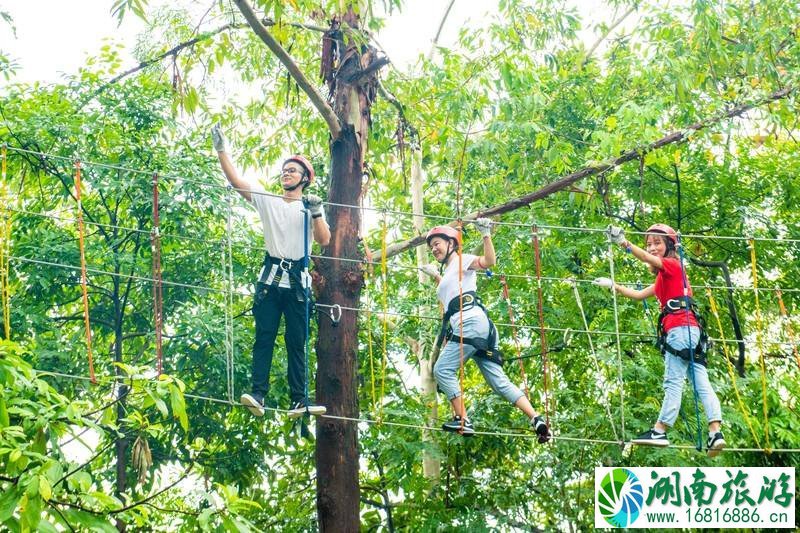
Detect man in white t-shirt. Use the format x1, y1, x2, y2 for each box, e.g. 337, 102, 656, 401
212, 125, 330, 419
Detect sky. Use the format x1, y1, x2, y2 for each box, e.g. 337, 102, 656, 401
0, 0, 620, 84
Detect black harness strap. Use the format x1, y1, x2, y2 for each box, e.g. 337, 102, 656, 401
656, 296, 711, 366
437, 291, 505, 366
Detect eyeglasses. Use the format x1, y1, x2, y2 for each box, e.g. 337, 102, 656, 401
281, 167, 303, 175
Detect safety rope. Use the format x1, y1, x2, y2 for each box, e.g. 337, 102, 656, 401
706, 287, 763, 449
605, 232, 626, 442
74, 161, 96, 384
224, 186, 235, 403
749, 238, 771, 451
531, 225, 552, 429
775, 290, 800, 370
675, 233, 705, 452
302, 200, 311, 415
28, 364, 800, 452
457, 220, 466, 432
1, 145, 10, 339
151, 173, 164, 376
379, 211, 389, 423
499, 274, 529, 398
364, 267, 377, 413
571, 280, 620, 444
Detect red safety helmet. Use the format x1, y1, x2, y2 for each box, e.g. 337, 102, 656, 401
283, 155, 315, 188
646, 223, 678, 245
426, 225, 461, 248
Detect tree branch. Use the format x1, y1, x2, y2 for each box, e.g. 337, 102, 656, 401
580, 5, 637, 68
380, 85, 795, 259
108, 464, 193, 515
233, 0, 341, 139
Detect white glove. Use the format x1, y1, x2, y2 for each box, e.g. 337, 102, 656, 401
473, 217, 493, 237
593, 277, 614, 289
606, 225, 626, 244
211, 123, 229, 153
421, 263, 440, 278
304, 194, 323, 218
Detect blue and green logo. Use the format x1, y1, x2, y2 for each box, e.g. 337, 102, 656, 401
597, 468, 644, 527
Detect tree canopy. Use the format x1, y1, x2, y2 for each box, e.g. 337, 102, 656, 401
1, 0, 799, 530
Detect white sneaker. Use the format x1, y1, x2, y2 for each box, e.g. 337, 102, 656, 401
240, 393, 265, 417
707, 432, 726, 458
288, 401, 326, 419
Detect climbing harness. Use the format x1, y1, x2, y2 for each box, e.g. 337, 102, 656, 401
437, 291, 505, 367
654, 296, 711, 365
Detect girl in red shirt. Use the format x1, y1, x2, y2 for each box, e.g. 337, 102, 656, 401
595, 224, 725, 457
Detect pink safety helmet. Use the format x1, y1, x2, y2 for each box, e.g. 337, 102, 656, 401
646, 223, 678, 244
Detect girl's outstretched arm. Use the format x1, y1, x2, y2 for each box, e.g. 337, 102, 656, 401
594, 277, 655, 300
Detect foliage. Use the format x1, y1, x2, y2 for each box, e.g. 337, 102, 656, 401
1, 0, 799, 530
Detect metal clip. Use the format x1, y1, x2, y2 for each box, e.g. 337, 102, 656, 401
279, 258, 293, 271
329, 304, 342, 327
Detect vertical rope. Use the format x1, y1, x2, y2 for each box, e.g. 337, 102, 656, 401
379, 211, 388, 422
706, 287, 762, 449
605, 234, 625, 441
151, 173, 164, 376
531, 225, 552, 428
1, 145, 10, 339
224, 186, 235, 403
749, 238, 771, 451
457, 220, 465, 430
499, 275, 529, 398
572, 280, 620, 444
74, 161, 96, 384
675, 233, 704, 451
775, 290, 800, 370
364, 268, 377, 413
302, 199, 311, 412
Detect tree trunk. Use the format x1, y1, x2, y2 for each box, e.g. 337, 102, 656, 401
411, 147, 440, 482
315, 14, 379, 531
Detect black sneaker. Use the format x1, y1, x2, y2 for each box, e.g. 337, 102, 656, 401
442, 415, 475, 437
707, 432, 726, 458
287, 400, 327, 419
240, 392, 265, 417
632, 429, 669, 447
531, 415, 551, 444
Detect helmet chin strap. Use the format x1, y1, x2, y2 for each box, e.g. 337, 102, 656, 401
282, 176, 308, 191
438, 240, 457, 267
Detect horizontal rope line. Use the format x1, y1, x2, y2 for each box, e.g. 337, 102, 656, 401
5, 206, 800, 294
8, 254, 800, 347
33, 368, 797, 452
6, 145, 800, 243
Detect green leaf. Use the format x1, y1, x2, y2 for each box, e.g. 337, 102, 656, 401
0, 485, 22, 522
38, 476, 52, 501
170, 385, 188, 432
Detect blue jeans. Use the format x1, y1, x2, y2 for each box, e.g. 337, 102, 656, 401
658, 326, 722, 427
434, 312, 525, 405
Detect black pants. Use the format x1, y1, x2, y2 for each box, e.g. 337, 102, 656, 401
251, 284, 308, 404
